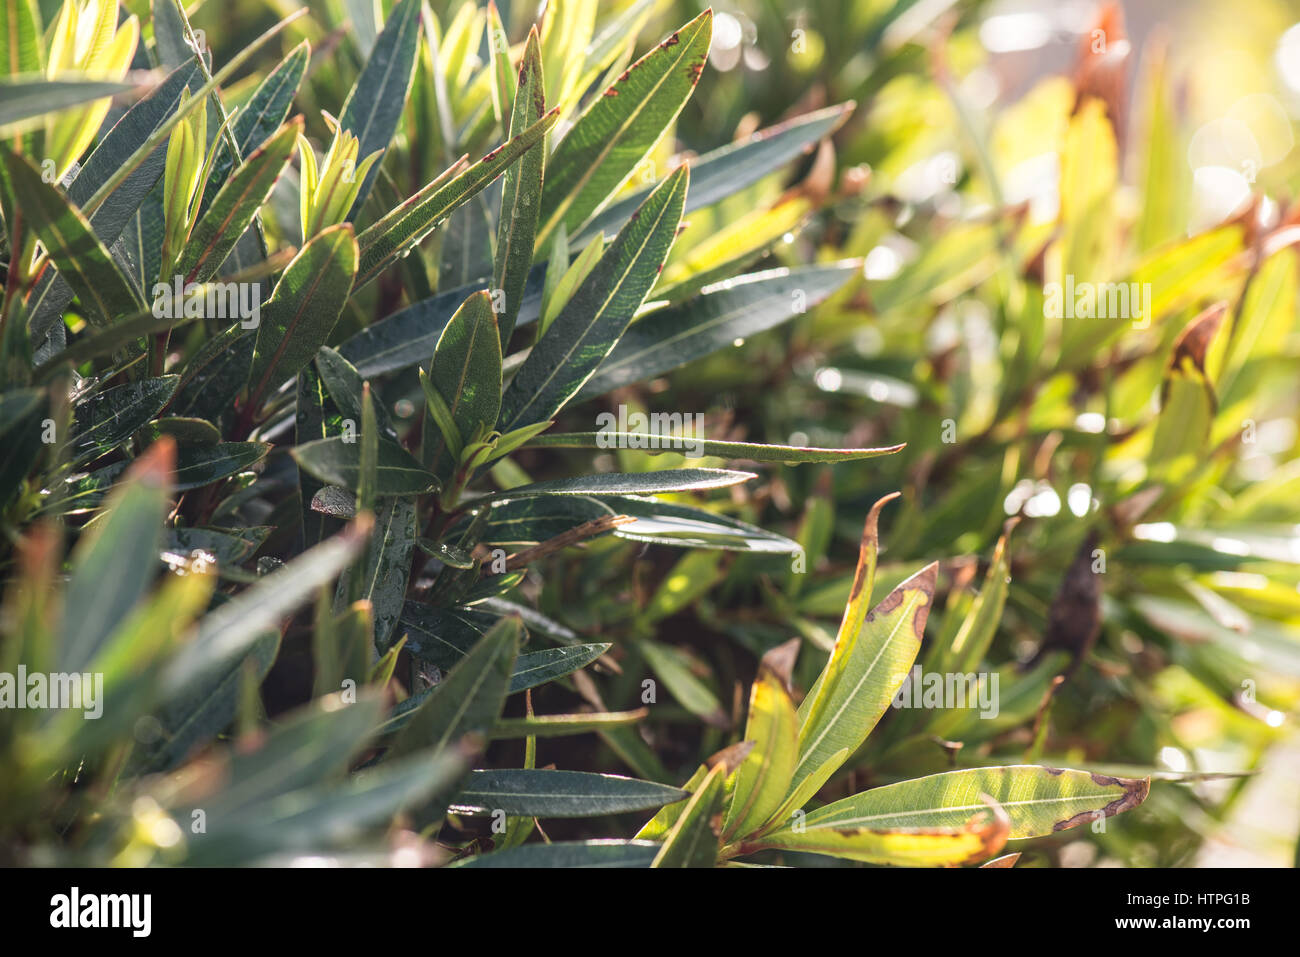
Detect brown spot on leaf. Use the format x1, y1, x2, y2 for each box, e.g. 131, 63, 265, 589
705, 740, 754, 775
759, 636, 801, 690
1052, 776, 1150, 831
1169, 301, 1228, 378
846, 492, 900, 604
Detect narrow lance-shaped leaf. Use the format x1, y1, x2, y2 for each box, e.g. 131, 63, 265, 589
763, 766, 1150, 840
484, 1, 516, 126
492, 467, 754, 501
722, 639, 800, 841
0, 146, 145, 326
59, 440, 173, 674
423, 291, 501, 480
526, 432, 904, 464
174, 116, 301, 285
357, 383, 379, 513
26, 59, 205, 336
340, 495, 415, 651
1148, 302, 1227, 482
161, 517, 372, 694
201, 41, 309, 210
575, 101, 855, 244
784, 557, 937, 813
337, 0, 422, 218
576, 260, 861, 400
291, 435, 438, 497
355, 108, 559, 291
450, 768, 687, 818
934, 520, 1016, 676
536, 9, 711, 243
492, 26, 546, 347
755, 799, 1010, 867
499, 165, 689, 432
458, 840, 659, 868
245, 223, 359, 415
390, 616, 521, 757
489, 708, 647, 739
651, 762, 725, 868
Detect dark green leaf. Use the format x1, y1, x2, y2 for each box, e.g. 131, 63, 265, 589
450, 769, 687, 817
499, 165, 689, 431
577, 260, 861, 399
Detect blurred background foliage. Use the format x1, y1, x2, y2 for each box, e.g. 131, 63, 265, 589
3, 0, 1298, 866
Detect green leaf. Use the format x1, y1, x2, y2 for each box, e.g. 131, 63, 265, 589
490, 708, 646, 739
638, 639, 727, 726
933, 523, 1015, 676
336, 0, 422, 218
131, 631, 279, 773
499, 166, 689, 430
0, 0, 40, 82
184, 745, 469, 866
0, 146, 144, 326
651, 762, 724, 868
722, 642, 800, 841
198, 696, 389, 813
291, 435, 437, 496
1149, 303, 1227, 482
450, 769, 687, 817
539, 232, 602, 333
33, 310, 197, 381
485, 1, 516, 126
576, 102, 855, 243
315, 346, 397, 440
203, 41, 309, 210
478, 494, 612, 543
575, 260, 861, 399
766, 766, 1150, 841
341, 496, 416, 650
535, 9, 711, 242
0, 76, 132, 130
390, 616, 521, 757
160, 519, 371, 694
67, 376, 179, 466
527, 432, 904, 464
171, 326, 254, 422
509, 642, 610, 693
786, 561, 937, 810
354, 108, 559, 290
423, 291, 501, 478
174, 117, 301, 284
756, 802, 1009, 867
493, 467, 755, 500
604, 495, 803, 554
458, 839, 659, 868
27, 60, 205, 335
59, 443, 171, 673
246, 224, 360, 413
642, 549, 723, 623
357, 383, 379, 512
492, 25, 546, 347
173, 442, 269, 490
395, 602, 500, 669
141, 416, 221, 445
